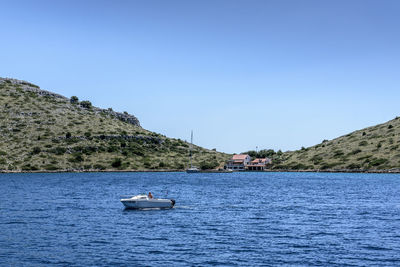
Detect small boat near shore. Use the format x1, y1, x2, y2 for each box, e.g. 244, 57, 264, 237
120, 194, 175, 209
186, 130, 200, 173
186, 167, 200, 173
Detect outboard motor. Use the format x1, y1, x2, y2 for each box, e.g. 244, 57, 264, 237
171, 199, 176, 207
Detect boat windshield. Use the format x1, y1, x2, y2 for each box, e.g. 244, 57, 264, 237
130, 194, 148, 199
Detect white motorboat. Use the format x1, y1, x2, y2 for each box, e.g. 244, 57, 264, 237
120, 194, 175, 209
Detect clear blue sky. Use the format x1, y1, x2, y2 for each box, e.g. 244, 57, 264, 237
1, 0, 400, 153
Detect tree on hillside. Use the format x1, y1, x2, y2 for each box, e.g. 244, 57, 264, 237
244, 149, 276, 159
80, 100, 92, 109
70, 96, 79, 104
111, 158, 122, 168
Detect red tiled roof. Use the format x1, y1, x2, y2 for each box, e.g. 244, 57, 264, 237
232, 154, 249, 160
251, 158, 267, 163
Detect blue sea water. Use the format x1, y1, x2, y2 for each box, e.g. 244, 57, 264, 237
1, 172, 400, 266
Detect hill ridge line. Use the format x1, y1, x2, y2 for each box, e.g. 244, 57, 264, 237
0, 77, 140, 127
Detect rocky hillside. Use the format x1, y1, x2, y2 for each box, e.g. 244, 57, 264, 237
0, 78, 229, 172
275, 117, 400, 171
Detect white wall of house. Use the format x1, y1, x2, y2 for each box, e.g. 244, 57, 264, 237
243, 155, 251, 165
226, 155, 251, 170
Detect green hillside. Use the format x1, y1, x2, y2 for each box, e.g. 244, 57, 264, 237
0, 78, 229, 172
275, 117, 400, 171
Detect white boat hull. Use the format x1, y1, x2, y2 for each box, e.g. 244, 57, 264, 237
121, 196, 175, 209
186, 167, 200, 173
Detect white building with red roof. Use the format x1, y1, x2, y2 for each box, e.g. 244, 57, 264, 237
226, 154, 251, 170
247, 158, 272, 171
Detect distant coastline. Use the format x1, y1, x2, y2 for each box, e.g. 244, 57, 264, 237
2, 169, 400, 174
2, 78, 400, 173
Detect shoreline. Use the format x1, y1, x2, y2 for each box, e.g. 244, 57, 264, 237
1, 169, 400, 174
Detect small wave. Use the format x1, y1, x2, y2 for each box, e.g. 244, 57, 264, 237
174, 205, 192, 209
291, 244, 312, 249
53, 261, 74, 265
357, 211, 371, 215
363, 245, 392, 251
91, 240, 110, 244
148, 250, 165, 255
2, 221, 27, 225
309, 231, 336, 236
249, 217, 267, 220
28, 208, 46, 212
27, 216, 49, 220
149, 237, 169, 241
232, 248, 256, 253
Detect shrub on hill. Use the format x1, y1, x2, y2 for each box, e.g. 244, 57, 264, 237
311, 155, 323, 164
200, 160, 218, 170
333, 150, 344, 157
69, 153, 84, 163
368, 158, 388, 167
51, 147, 67, 155
43, 164, 59, 170
290, 163, 311, 170
22, 163, 39, 171
347, 163, 361, 169
359, 141, 368, 146
320, 162, 340, 170
32, 147, 41, 155
111, 158, 122, 168
70, 96, 79, 104
93, 164, 106, 170
80, 101, 92, 109
348, 149, 362, 155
